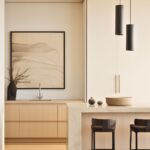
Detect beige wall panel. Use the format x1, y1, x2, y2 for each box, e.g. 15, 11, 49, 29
20, 104, 57, 121
5, 104, 20, 121
5, 122, 20, 138
58, 122, 67, 138
20, 122, 57, 138
58, 104, 68, 121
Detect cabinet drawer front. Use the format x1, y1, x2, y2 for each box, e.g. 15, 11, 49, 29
58, 104, 67, 121
20, 122, 57, 138
5, 122, 20, 138
5, 104, 19, 121
58, 122, 67, 138
20, 104, 57, 121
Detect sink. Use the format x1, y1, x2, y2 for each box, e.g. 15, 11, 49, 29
30, 99, 52, 101
106, 97, 132, 106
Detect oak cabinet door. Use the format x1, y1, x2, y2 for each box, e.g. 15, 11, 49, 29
20, 104, 57, 121
20, 122, 57, 138
58, 104, 67, 121
5, 122, 20, 138
58, 122, 67, 138
5, 104, 19, 121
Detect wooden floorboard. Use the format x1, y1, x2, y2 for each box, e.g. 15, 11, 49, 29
5, 143, 67, 150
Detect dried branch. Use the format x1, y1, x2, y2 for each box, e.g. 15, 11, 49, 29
7, 67, 30, 85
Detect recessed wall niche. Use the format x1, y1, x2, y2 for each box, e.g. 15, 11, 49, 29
5, 0, 86, 100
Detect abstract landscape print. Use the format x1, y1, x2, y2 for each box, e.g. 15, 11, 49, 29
11, 31, 65, 89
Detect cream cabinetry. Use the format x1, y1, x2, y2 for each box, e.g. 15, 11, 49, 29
5, 101, 68, 141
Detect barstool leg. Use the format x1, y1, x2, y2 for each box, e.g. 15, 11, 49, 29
93, 132, 95, 150
112, 131, 115, 150
135, 132, 138, 150
91, 130, 95, 150
91, 130, 93, 150
130, 129, 132, 150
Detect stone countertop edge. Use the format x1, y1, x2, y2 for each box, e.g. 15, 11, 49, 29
67, 103, 150, 113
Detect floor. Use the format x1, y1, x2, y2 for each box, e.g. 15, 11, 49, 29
5, 143, 67, 150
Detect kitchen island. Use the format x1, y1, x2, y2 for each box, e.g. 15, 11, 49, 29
67, 103, 150, 150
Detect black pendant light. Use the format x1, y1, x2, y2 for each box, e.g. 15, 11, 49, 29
126, 0, 134, 51
115, 0, 124, 35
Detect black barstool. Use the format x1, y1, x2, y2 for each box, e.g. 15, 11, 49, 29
91, 118, 116, 150
130, 119, 150, 150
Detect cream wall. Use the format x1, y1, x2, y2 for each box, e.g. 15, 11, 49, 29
0, 0, 5, 149
87, 0, 150, 105
5, 2, 84, 100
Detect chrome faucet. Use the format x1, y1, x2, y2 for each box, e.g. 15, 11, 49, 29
37, 83, 43, 100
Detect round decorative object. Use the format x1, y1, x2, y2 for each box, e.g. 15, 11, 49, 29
88, 97, 95, 105
7, 81, 17, 100
97, 101, 103, 106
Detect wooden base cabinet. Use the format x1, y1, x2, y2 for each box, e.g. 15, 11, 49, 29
58, 122, 67, 138
20, 104, 57, 121
20, 122, 57, 138
5, 122, 20, 138
5, 104, 19, 121
5, 102, 68, 142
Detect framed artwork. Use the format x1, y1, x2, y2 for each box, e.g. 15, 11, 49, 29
10, 31, 65, 89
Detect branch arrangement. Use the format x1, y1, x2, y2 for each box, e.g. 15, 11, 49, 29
7, 67, 30, 85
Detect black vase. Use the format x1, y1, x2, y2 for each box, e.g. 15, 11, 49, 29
88, 97, 95, 105
7, 81, 17, 100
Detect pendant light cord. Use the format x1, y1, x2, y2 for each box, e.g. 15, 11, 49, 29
119, 0, 121, 4
130, 0, 132, 24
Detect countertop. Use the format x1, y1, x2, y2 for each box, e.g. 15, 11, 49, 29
67, 103, 150, 113
5, 100, 150, 112
5, 99, 84, 104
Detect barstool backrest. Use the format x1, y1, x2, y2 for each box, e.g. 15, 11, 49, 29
134, 119, 150, 126
92, 118, 116, 129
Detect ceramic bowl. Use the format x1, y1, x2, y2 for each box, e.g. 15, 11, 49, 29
106, 97, 132, 106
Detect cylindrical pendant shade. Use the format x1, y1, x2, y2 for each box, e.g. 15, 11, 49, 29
126, 24, 134, 51
115, 5, 123, 35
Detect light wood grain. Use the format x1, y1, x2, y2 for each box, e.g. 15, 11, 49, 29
5, 122, 20, 138
20, 122, 57, 138
5, 138, 67, 143
5, 104, 19, 121
5, 143, 67, 150
58, 122, 67, 138
5, 102, 69, 140
20, 104, 57, 121
58, 104, 67, 121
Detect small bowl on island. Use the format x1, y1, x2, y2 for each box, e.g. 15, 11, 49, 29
97, 101, 103, 106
